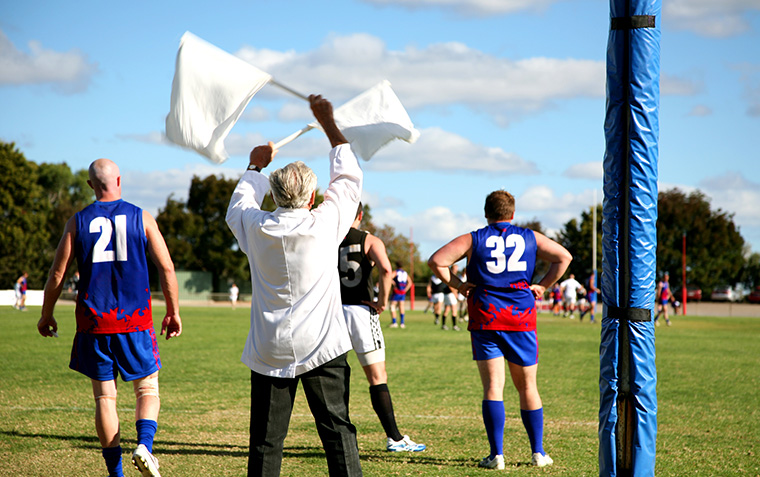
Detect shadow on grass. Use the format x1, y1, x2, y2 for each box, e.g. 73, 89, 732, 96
1, 430, 246, 456
3, 430, 484, 468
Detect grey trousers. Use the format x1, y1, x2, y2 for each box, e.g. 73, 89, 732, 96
248, 353, 363, 477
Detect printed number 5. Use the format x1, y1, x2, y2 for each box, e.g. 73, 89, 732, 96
91, 215, 128, 263
485, 234, 527, 274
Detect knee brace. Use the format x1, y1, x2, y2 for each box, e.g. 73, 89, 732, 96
133, 373, 160, 400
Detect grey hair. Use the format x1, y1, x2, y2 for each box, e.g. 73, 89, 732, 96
268, 161, 317, 209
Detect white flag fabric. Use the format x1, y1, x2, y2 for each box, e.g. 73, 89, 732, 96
274, 80, 419, 161
165, 32, 271, 164
325, 80, 420, 161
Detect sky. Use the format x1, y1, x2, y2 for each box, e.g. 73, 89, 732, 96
2, 0, 759, 264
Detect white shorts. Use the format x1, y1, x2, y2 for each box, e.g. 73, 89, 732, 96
563, 296, 577, 306
430, 292, 444, 304
444, 293, 457, 306
343, 304, 385, 359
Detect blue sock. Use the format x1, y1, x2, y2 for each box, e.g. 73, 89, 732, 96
136, 419, 158, 453
482, 400, 505, 457
400, 313, 405, 324
102, 445, 124, 477
520, 408, 545, 455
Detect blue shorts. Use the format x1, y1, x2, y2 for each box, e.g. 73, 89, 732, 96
470, 330, 539, 366
69, 329, 161, 381
390, 293, 406, 302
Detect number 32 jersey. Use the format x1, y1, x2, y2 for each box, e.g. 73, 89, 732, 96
467, 222, 537, 332
75, 200, 153, 334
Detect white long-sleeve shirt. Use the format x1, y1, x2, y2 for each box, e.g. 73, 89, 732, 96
226, 144, 363, 378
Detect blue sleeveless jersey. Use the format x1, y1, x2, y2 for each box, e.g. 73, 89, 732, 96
467, 222, 537, 331
74, 200, 153, 334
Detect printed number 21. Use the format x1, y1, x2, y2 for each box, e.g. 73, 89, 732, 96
485, 234, 527, 274
91, 215, 128, 263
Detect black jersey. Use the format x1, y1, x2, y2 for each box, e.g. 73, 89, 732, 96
339, 228, 375, 305
430, 275, 448, 294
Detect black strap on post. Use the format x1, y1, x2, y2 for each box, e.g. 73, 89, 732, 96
611, 15, 656, 30
606, 305, 652, 322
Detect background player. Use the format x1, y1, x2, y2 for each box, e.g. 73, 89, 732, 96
339, 204, 426, 452
559, 274, 584, 319
654, 271, 672, 326
389, 262, 411, 328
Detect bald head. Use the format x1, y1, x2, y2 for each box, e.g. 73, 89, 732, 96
88, 158, 121, 201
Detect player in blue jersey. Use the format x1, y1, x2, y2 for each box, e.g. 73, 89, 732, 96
654, 271, 672, 326
389, 262, 411, 328
37, 158, 182, 477
429, 190, 571, 469
579, 273, 599, 323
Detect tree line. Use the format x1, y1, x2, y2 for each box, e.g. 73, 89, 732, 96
2, 140, 758, 297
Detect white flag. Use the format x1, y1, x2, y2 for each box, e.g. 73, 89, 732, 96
274, 80, 420, 161
165, 32, 271, 164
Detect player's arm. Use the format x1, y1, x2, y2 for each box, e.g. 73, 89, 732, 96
426, 280, 432, 298
38, 217, 76, 337
310, 95, 348, 147
144, 210, 182, 339
531, 231, 572, 300
428, 233, 474, 297
365, 233, 393, 314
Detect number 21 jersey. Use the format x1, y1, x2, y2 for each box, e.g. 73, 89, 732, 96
467, 222, 537, 332
75, 199, 153, 334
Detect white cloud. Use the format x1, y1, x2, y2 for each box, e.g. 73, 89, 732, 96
241, 106, 271, 122
367, 127, 539, 173
700, 172, 760, 227
687, 104, 713, 117
661, 73, 702, 96
664, 0, 760, 37
372, 205, 486, 258
120, 164, 242, 217
732, 62, 760, 117
361, 0, 563, 16
0, 29, 97, 93
563, 161, 603, 179
235, 33, 605, 119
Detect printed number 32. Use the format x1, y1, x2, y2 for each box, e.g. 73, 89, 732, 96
485, 234, 526, 274
91, 215, 128, 263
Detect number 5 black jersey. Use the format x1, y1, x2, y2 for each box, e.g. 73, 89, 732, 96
338, 228, 374, 305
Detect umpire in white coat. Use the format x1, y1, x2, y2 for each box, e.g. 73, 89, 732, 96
226, 95, 363, 477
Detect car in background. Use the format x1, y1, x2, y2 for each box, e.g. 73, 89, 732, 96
748, 287, 760, 304
675, 286, 702, 302
710, 286, 736, 302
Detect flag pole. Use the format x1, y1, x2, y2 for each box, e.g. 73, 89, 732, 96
273, 125, 315, 150
269, 79, 309, 101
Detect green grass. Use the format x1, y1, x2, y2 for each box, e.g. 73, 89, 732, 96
1, 305, 759, 476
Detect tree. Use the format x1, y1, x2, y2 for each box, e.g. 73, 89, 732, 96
554, 204, 603, 283
156, 173, 327, 291
37, 163, 92, 272
657, 188, 745, 293
0, 142, 54, 288
157, 175, 247, 291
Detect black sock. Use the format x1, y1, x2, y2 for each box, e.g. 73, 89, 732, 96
369, 383, 403, 441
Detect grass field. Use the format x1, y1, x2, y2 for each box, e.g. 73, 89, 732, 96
1, 305, 758, 476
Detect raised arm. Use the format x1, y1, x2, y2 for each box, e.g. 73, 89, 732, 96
428, 233, 474, 297
531, 231, 572, 300
365, 233, 393, 314
310, 95, 348, 148
38, 217, 76, 337
144, 210, 182, 339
